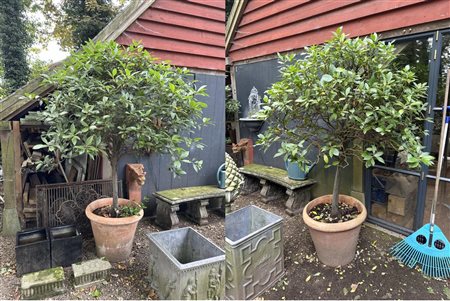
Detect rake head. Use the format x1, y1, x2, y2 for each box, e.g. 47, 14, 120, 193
390, 224, 450, 279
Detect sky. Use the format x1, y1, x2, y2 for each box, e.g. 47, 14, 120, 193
35, 40, 69, 63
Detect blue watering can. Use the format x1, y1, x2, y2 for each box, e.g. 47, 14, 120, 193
217, 163, 226, 188
285, 161, 316, 181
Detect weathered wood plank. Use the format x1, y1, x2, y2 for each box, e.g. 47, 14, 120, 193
12, 121, 25, 226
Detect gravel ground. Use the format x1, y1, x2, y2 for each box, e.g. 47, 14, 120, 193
1, 190, 450, 300
0, 209, 224, 300
232, 192, 450, 300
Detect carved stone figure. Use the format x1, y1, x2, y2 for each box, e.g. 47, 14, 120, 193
125, 163, 146, 203
182, 278, 197, 300
247, 86, 261, 117
164, 278, 177, 299
207, 267, 221, 300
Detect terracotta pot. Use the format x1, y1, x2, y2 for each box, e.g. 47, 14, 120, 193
85, 198, 143, 262
302, 195, 367, 267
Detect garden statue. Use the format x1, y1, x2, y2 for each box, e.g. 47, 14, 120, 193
247, 86, 261, 117
126, 163, 146, 204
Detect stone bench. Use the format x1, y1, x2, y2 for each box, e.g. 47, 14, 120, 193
239, 164, 316, 216
154, 185, 226, 229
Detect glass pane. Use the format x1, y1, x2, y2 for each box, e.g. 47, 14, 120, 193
429, 33, 450, 176
382, 37, 433, 172
370, 168, 419, 230
423, 179, 450, 239
394, 37, 433, 84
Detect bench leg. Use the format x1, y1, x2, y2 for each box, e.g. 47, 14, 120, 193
241, 175, 260, 195
186, 199, 209, 225
155, 200, 180, 230
285, 188, 311, 216
260, 179, 285, 203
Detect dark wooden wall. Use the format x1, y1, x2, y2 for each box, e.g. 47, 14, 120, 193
118, 72, 225, 212
228, 0, 450, 63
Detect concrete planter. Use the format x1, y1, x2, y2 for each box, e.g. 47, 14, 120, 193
16, 228, 51, 276
225, 205, 284, 300
302, 194, 367, 267
50, 225, 82, 267
146, 227, 225, 300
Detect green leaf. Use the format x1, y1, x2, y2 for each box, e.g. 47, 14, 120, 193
321, 74, 333, 82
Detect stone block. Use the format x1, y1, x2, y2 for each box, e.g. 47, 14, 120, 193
21, 267, 65, 299
72, 258, 112, 289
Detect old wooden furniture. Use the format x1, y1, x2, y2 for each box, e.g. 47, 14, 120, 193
154, 185, 226, 229
239, 164, 316, 215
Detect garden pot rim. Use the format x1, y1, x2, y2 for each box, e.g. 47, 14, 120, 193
85, 197, 143, 226
147, 227, 225, 270
302, 194, 367, 233
225, 204, 283, 246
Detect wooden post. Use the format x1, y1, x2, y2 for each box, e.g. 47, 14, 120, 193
13, 121, 24, 226
0, 121, 21, 235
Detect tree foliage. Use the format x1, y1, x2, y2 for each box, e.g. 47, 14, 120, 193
36, 40, 209, 214
55, 0, 118, 50
0, 0, 31, 93
258, 28, 433, 216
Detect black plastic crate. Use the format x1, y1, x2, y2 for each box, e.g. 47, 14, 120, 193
49, 225, 82, 267
15, 228, 51, 276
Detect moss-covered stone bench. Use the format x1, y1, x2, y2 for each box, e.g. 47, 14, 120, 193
154, 185, 226, 229
239, 164, 317, 216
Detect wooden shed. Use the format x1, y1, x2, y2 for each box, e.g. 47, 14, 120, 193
0, 0, 225, 235
226, 0, 450, 236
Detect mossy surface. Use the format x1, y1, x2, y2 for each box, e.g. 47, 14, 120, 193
240, 164, 316, 190
155, 185, 225, 203
21, 267, 65, 288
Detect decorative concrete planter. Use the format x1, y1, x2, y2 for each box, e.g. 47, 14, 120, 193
146, 227, 225, 300
16, 228, 51, 276
225, 205, 284, 300
49, 225, 82, 267
302, 194, 367, 267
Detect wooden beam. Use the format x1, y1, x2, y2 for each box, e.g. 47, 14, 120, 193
12, 121, 25, 227
0, 122, 21, 235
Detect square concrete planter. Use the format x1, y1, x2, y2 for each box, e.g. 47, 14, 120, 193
49, 225, 82, 267
146, 227, 225, 300
16, 228, 51, 276
225, 205, 284, 300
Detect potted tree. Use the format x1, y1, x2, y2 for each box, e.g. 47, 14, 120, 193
258, 28, 433, 267
36, 40, 209, 262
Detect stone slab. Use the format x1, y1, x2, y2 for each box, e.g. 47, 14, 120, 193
72, 258, 112, 289
154, 185, 225, 205
239, 164, 316, 191
21, 267, 65, 299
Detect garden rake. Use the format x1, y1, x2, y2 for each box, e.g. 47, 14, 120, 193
390, 71, 450, 279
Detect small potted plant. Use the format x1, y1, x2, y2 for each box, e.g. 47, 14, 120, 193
36, 40, 208, 262
258, 28, 433, 267
275, 141, 316, 180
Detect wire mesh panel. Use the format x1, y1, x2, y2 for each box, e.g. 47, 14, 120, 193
36, 179, 122, 235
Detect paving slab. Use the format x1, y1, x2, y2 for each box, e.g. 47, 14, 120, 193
72, 258, 112, 289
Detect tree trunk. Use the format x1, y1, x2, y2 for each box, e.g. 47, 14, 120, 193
110, 155, 119, 217
331, 165, 341, 217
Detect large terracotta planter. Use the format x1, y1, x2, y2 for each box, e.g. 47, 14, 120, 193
302, 195, 367, 267
85, 198, 143, 262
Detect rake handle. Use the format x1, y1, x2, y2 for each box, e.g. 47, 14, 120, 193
429, 70, 450, 246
